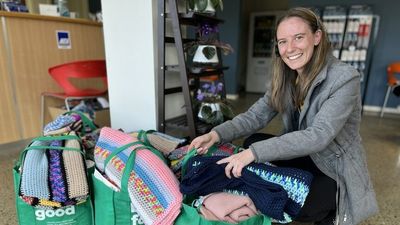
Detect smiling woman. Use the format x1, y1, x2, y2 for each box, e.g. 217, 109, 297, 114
188, 7, 378, 225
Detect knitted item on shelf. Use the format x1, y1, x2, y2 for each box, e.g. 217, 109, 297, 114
94, 127, 183, 225
63, 131, 89, 199
20, 140, 50, 200
48, 140, 67, 203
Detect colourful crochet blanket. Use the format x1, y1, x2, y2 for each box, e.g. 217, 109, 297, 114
94, 127, 182, 225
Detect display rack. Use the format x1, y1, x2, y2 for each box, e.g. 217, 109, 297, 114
321, 5, 379, 107
157, 0, 228, 140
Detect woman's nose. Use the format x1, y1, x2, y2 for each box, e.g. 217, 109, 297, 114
286, 40, 295, 52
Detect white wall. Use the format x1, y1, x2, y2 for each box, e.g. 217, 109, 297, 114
101, 0, 157, 132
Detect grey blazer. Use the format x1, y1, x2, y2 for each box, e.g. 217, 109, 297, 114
213, 56, 378, 225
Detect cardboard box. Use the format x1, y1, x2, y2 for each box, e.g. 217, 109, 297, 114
48, 106, 111, 128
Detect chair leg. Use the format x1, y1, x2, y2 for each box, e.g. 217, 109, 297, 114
65, 98, 71, 111
41, 94, 45, 129
380, 86, 392, 117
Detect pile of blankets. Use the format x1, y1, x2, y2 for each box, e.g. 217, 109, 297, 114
19, 131, 89, 208
18, 112, 99, 208
180, 155, 313, 223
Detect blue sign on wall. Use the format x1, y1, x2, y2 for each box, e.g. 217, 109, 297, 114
56, 30, 71, 49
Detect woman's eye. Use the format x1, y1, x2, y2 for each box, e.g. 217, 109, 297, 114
278, 41, 286, 45
295, 36, 304, 41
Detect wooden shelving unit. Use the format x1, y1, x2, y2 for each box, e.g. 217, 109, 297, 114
157, 0, 228, 140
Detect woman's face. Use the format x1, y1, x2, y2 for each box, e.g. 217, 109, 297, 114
276, 17, 321, 75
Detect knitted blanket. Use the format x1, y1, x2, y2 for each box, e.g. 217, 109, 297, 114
43, 114, 80, 136
20, 140, 51, 200
94, 127, 182, 225
180, 155, 313, 221
136, 131, 186, 156
63, 132, 89, 199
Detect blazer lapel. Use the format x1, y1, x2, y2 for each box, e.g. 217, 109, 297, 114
298, 63, 329, 128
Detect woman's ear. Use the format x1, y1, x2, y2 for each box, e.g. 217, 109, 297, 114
314, 29, 322, 46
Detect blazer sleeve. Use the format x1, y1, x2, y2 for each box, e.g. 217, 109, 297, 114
212, 91, 278, 143
250, 69, 361, 163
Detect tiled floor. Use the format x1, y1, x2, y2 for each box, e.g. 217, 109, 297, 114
0, 93, 399, 225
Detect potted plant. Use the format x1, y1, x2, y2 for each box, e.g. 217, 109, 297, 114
185, 23, 233, 67
187, 0, 223, 14
194, 80, 235, 125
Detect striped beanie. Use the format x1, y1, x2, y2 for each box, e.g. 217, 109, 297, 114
94, 127, 182, 225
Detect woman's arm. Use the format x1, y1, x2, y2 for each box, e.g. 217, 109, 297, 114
251, 70, 360, 163
212, 92, 278, 143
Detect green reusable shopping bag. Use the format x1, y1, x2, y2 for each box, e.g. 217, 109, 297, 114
175, 147, 272, 225
93, 142, 163, 225
13, 135, 94, 225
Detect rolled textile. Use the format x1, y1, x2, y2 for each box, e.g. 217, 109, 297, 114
63, 131, 89, 199
43, 114, 79, 135
48, 140, 67, 203
94, 127, 183, 225
20, 140, 51, 200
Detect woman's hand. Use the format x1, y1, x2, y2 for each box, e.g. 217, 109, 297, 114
188, 130, 220, 154
216, 149, 255, 178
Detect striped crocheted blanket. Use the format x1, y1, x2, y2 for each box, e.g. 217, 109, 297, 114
94, 127, 182, 225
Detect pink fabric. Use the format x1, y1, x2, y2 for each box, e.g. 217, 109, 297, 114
199, 192, 258, 224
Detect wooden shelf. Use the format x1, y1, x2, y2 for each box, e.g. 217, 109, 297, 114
165, 36, 195, 44
158, 0, 228, 140
165, 115, 213, 135
166, 11, 224, 26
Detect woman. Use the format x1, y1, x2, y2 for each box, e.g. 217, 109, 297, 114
189, 7, 378, 225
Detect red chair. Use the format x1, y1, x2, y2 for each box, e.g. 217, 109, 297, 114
41, 59, 108, 128
380, 62, 400, 117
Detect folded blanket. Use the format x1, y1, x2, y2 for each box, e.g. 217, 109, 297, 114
199, 192, 258, 223
94, 127, 183, 225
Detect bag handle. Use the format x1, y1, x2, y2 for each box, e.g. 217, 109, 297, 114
18, 134, 84, 169
63, 110, 97, 134
103, 141, 160, 194
136, 130, 168, 164
180, 144, 241, 178
137, 129, 156, 146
